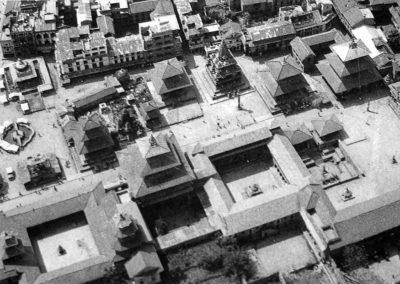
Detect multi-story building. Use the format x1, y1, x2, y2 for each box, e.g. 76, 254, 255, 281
290, 37, 316, 72
275, 0, 303, 12
118, 132, 197, 205
128, 0, 157, 24
0, 29, 14, 57
76, 0, 93, 27
107, 35, 146, 67
317, 39, 382, 95
279, 7, 323, 37
182, 14, 220, 51
55, 12, 182, 83
331, 0, 375, 34
0, 0, 59, 57
244, 21, 296, 54
55, 28, 109, 80
219, 21, 245, 51
229, 0, 300, 16
8, 13, 36, 57
258, 55, 310, 109
241, 0, 274, 19
139, 15, 183, 62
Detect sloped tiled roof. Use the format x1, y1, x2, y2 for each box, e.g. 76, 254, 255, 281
150, 0, 174, 19
331, 0, 366, 29
316, 61, 382, 94
63, 113, 114, 155
266, 55, 303, 81
150, 58, 192, 95
224, 185, 300, 235
302, 28, 344, 47
259, 58, 307, 97
124, 245, 163, 278
284, 123, 313, 145
137, 133, 171, 159
324, 53, 373, 77
130, 0, 157, 13
268, 134, 310, 184
332, 189, 400, 250
73, 87, 117, 111
158, 58, 184, 79
331, 39, 370, 62
201, 122, 272, 158
290, 37, 315, 61
96, 15, 115, 36
311, 114, 343, 137
0, 180, 149, 284
117, 132, 196, 199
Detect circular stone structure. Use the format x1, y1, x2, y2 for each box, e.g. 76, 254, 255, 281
1, 121, 35, 153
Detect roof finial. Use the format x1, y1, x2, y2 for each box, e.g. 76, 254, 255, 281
149, 135, 158, 147
350, 40, 358, 49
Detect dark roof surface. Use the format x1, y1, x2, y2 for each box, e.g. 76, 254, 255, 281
96, 15, 115, 36
317, 61, 382, 94
267, 55, 303, 81
117, 132, 195, 199
332, 189, 400, 250
124, 245, 162, 278
311, 114, 343, 137
150, 58, 192, 95
290, 37, 315, 61
302, 28, 347, 47
63, 113, 114, 155
284, 124, 313, 145
73, 87, 117, 110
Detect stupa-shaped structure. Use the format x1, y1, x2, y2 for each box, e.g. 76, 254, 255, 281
206, 41, 242, 94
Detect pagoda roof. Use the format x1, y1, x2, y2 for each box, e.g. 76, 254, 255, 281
331, 39, 370, 62
266, 55, 303, 81
311, 114, 343, 137
154, 58, 184, 80
150, 58, 192, 95
284, 124, 313, 145
137, 133, 171, 159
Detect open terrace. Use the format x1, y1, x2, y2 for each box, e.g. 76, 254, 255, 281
285, 89, 400, 211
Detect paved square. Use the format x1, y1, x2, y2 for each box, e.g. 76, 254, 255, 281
221, 161, 283, 202
34, 225, 99, 272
